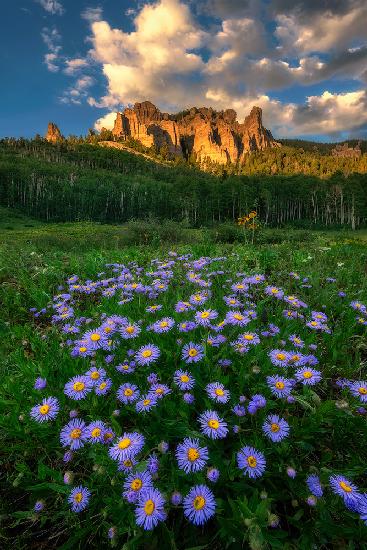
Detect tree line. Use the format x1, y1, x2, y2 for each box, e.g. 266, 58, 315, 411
0, 139, 366, 229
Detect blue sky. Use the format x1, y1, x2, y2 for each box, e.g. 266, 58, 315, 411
1, 0, 367, 141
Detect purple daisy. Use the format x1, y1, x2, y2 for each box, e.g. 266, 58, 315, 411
149, 384, 171, 399
34, 377, 47, 390
68, 485, 91, 513
198, 410, 228, 439
306, 474, 323, 498
262, 414, 290, 442
117, 383, 140, 404
108, 432, 145, 462
237, 446, 266, 478
64, 375, 93, 401
176, 438, 209, 473
95, 378, 112, 395
182, 342, 205, 363
329, 475, 362, 511
206, 382, 230, 404
349, 381, 367, 403
266, 375, 294, 398
30, 397, 59, 423
86, 420, 106, 444
151, 317, 175, 333
85, 367, 107, 386
60, 418, 88, 450
225, 310, 250, 327
135, 344, 160, 366
123, 471, 153, 502
195, 309, 218, 327
135, 488, 166, 530
295, 367, 322, 385
173, 369, 195, 390
269, 349, 289, 367
135, 395, 158, 413
183, 484, 216, 526
207, 467, 220, 483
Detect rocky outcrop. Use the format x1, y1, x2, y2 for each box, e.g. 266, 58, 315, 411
45, 122, 62, 143
110, 101, 280, 164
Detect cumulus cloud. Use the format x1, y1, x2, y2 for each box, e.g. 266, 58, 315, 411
36, 0, 64, 16
41, 27, 62, 72
81, 7, 103, 22
94, 112, 118, 131
64, 58, 89, 75
60, 76, 94, 105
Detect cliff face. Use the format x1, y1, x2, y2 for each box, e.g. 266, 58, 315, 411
45, 122, 62, 143
111, 101, 280, 164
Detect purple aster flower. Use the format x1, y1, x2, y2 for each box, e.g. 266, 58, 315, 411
34, 377, 47, 390
107, 527, 116, 540
147, 453, 160, 474
349, 381, 367, 403
237, 446, 266, 479
149, 384, 171, 399
136, 394, 158, 413
198, 410, 228, 439
60, 418, 88, 450
269, 349, 289, 367
174, 369, 195, 390
135, 344, 160, 366
147, 372, 159, 385
225, 310, 250, 327
158, 441, 169, 453
178, 321, 197, 332
135, 488, 166, 531
118, 458, 137, 473
63, 450, 73, 463
265, 286, 284, 299
81, 329, 107, 350
120, 321, 142, 339
350, 301, 367, 314
262, 414, 290, 442
34, 500, 45, 513
183, 484, 216, 525
176, 438, 209, 474
232, 404, 246, 417
223, 295, 241, 308
207, 467, 220, 483
63, 471, 74, 484
146, 304, 163, 313
266, 375, 294, 398
64, 375, 93, 401
287, 467, 297, 478
86, 421, 106, 444
117, 383, 140, 404
195, 309, 218, 327
30, 397, 59, 423
151, 317, 175, 334
171, 491, 182, 505
116, 361, 136, 374
206, 382, 230, 404
85, 367, 106, 385
307, 495, 317, 506
218, 358, 232, 367
108, 432, 145, 462
123, 471, 153, 502
306, 474, 323, 498
289, 335, 304, 348
295, 367, 322, 385
95, 378, 112, 395
247, 394, 266, 415
175, 301, 193, 313
183, 392, 195, 404
182, 342, 204, 363
68, 485, 91, 513
329, 475, 362, 512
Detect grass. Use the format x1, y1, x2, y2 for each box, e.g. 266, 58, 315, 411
1, 208, 367, 549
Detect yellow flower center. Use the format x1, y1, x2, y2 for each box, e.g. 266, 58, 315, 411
155, 388, 164, 394
290, 355, 300, 362
125, 326, 135, 334
124, 459, 133, 468
208, 419, 219, 429
118, 437, 131, 449
142, 350, 152, 358
144, 499, 155, 515
104, 432, 113, 441
294, 338, 301, 344
201, 312, 210, 318
276, 353, 286, 361
271, 288, 278, 293
358, 387, 367, 395
339, 481, 352, 493
244, 334, 254, 340
124, 388, 133, 396
122, 364, 129, 370
99, 382, 107, 390
39, 404, 50, 415
160, 321, 168, 328
131, 478, 143, 491
104, 326, 112, 333
303, 371, 313, 379
233, 314, 243, 320
73, 381, 85, 392
188, 348, 198, 357
271, 423, 280, 432
70, 428, 81, 439
275, 381, 285, 389
215, 388, 224, 396
193, 496, 206, 510
237, 285, 244, 289
74, 492, 83, 503
91, 428, 101, 438
79, 347, 87, 353
143, 399, 151, 406
310, 321, 318, 326
247, 455, 257, 468
90, 333, 100, 342
91, 371, 100, 380
181, 375, 190, 383
188, 448, 200, 461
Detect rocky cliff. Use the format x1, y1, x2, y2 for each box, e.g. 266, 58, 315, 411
45, 122, 63, 143
111, 101, 280, 164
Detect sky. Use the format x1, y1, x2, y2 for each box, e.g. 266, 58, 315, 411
1, 0, 367, 141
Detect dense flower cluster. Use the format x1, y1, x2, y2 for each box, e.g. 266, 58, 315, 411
29, 252, 367, 533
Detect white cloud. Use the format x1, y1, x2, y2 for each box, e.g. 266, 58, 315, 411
41, 27, 62, 71
94, 112, 118, 131
60, 76, 94, 105
36, 0, 64, 16
81, 7, 103, 22
64, 58, 89, 75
